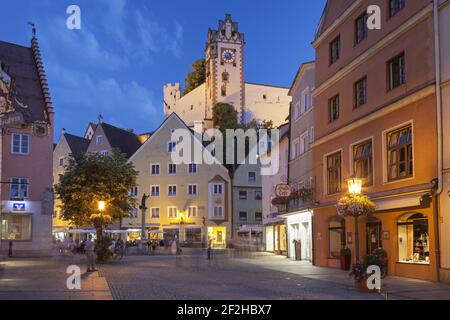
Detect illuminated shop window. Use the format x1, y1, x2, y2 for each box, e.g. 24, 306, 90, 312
1, 214, 32, 241
398, 213, 430, 264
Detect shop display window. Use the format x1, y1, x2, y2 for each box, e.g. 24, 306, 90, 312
1, 214, 32, 241
185, 228, 202, 242
397, 213, 430, 264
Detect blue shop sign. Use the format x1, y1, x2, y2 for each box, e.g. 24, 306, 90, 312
12, 202, 26, 211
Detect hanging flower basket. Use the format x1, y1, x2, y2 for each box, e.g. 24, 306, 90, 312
336, 193, 376, 217
271, 196, 290, 205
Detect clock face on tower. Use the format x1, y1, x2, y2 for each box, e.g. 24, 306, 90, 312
222, 49, 236, 64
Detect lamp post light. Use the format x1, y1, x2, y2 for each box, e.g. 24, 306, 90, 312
98, 201, 106, 211
347, 177, 363, 263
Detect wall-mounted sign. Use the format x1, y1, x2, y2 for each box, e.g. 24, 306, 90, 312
275, 184, 291, 197
0, 111, 25, 129
12, 202, 26, 212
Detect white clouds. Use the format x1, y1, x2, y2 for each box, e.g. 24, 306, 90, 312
35, 0, 183, 132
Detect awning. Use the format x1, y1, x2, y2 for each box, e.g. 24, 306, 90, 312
149, 230, 165, 234
238, 225, 264, 233
66, 229, 96, 234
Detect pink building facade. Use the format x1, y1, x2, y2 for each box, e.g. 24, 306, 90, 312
0, 37, 54, 256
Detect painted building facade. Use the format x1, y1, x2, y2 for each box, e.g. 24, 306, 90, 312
281, 61, 316, 262
0, 37, 54, 256
312, 0, 439, 281
262, 123, 289, 255
164, 14, 291, 128
232, 160, 263, 245
438, 0, 450, 283
123, 113, 232, 248
52, 131, 90, 234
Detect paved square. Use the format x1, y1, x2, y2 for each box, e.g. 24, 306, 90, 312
2, 252, 450, 300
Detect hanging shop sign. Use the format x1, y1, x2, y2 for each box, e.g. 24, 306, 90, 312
275, 184, 291, 197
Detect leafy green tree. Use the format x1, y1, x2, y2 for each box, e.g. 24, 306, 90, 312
213, 102, 240, 132
55, 149, 138, 261
184, 58, 205, 95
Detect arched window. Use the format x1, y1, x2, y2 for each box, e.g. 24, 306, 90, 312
329, 216, 345, 258
397, 213, 429, 264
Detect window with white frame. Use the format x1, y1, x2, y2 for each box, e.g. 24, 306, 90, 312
151, 185, 160, 197
213, 206, 223, 218
150, 164, 160, 175
301, 88, 311, 113
188, 163, 198, 174
188, 206, 197, 217
292, 138, 300, 159
300, 131, 309, 155
10, 178, 29, 199
151, 207, 160, 218
188, 184, 198, 196
100, 150, 109, 156
168, 163, 177, 175
213, 183, 223, 195
168, 185, 177, 196
293, 101, 301, 120
59, 157, 64, 166
11, 134, 29, 155
96, 135, 102, 145
168, 207, 177, 218
130, 187, 138, 197
167, 141, 176, 153
239, 190, 247, 200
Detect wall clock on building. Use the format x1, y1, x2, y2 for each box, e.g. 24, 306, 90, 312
221, 49, 236, 64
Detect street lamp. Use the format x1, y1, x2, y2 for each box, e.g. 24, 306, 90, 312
98, 201, 106, 211
347, 177, 362, 195
347, 177, 363, 263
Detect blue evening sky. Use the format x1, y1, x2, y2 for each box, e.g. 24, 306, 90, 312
0, 0, 326, 138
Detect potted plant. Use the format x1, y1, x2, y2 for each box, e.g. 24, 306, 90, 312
372, 248, 388, 278
349, 262, 367, 292
340, 247, 352, 270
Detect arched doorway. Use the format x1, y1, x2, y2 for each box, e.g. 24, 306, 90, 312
366, 216, 382, 254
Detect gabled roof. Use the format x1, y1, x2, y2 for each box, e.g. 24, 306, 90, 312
0, 38, 52, 123
83, 122, 97, 139
288, 61, 315, 96
64, 133, 90, 157
128, 112, 230, 175
100, 122, 142, 159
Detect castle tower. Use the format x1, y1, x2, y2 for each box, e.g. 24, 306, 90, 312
205, 14, 245, 123
163, 83, 181, 117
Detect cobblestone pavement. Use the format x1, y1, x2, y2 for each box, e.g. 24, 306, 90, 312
98, 253, 383, 300
0, 254, 112, 300
3, 252, 450, 300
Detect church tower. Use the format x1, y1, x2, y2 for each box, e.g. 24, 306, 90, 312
205, 14, 245, 124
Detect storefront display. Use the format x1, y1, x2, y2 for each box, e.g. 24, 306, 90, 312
1, 214, 32, 241
397, 213, 430, 264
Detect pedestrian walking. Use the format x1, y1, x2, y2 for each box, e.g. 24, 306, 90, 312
84, 235, 97, 272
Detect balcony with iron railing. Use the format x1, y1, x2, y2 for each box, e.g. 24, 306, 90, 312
271, 177, 316, 214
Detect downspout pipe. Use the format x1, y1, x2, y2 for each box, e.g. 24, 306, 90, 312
433, 0, 443, 282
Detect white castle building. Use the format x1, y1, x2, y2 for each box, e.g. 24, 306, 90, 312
163, 14, 291, 128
